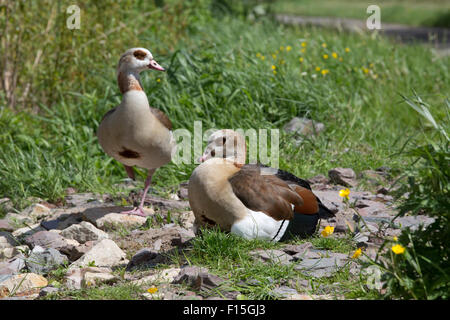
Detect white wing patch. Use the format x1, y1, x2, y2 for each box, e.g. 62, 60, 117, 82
230, 209, 289, 241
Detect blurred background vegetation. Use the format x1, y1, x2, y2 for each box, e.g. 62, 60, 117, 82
0, 0, 448, 299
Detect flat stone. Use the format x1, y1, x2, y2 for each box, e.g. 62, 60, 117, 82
69, 239, 127, 268
24, 231, 68, 250
81, 206, 147, 230
21, 203, 52, 221
250, 249, 294, 265
282, 242, 313, 255
0, 256, 26, 275
0, 232, 17, 249
26, 246, 68, 275
394, 216, 435, 231
12, 224, 45, 238
60, 221, 109, 243
132, 267, 182, 286
0, 273, 48, 298
64, 266, 113, 290
294, 257, 346, 278
5, 212, 34, 226
84, 271, 118, 287
65, 193, 98, 207
0, 219, 14, 232
328, 168, 357, 187
269, 286, 299, 299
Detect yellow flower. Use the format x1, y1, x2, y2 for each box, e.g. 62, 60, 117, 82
147, 287, 158, 294
273, 70, 277, 75
339, 188, 350, 199
315, 66, 321, 72
299, 57, 304, 63
272, 54, 277, 59
352, 248, 362, 259
301, 42, 307, 47
345, 47, 350, 53
321, 69, 329, 75
369, 63, 374, 68
321, 43, 327, 48
332, 52, 338, 59
271, 65, 276, 70
392, 244, 405, 255
300, 48, 306, 53
156, 78, 161, 83
286, 45, 292, 52
323, 54, 329, 59
393, 236, 398, 241
362, 67, 369, 74
256, 53, 261, 58
261, 55, 265, 60
321, 226, 334, 237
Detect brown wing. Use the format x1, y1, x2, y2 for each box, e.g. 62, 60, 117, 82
292, 186, 319, 215
150, 107, 172, 130
228, 164, 304, 221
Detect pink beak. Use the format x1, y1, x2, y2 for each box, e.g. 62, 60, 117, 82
149, 59, 165, 71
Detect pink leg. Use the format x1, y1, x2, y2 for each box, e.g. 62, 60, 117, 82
122, 169, 156, 216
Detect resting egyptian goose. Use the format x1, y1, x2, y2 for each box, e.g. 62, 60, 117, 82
97, 48, 175, 216
188, 129, 334, 241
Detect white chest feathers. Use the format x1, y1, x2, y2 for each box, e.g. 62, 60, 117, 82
230, 209, 289, 242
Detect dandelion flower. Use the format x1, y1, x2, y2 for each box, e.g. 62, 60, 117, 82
323, 54, 329, 59
393, 236, 398, 241
369, 63, 374, 68
299, 57, 304, 63
321, 43, 327, 48
321, 226, 334, 237
362, 67, 369, 74
261, 55, 265, 60
352, 248, 362, 259
332, 52, 338, 59
256, 53, 261, 58
315, 66, 321, 72
345, 47, 350, 53
147, 287, 158, 294
271, 65, 276, 70
301, 42, 307, 47
272, 54, 277, 60
339, 188, 350, 200
286, 45, 292, 52
321, 69, 329, 75
156, 78, 161, 83
392, 244, 405, 255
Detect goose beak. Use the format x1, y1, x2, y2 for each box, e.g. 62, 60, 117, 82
148, 59, 165, 71
198, 155, 206, 163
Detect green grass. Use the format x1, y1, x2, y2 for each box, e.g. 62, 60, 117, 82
272, 0, 450, 27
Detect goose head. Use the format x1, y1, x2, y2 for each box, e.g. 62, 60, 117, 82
117, 47, 165, 73
199, 129, 246, 165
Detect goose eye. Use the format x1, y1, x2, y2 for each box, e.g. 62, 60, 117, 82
211, 150, 215, 157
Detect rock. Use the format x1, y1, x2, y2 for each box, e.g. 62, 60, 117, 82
5, 212, 33, 226
294, 256, 346, 278
60, 221, 109, 244
65, 193, 99, 207
250, 249, 294, 265
0, 273, 47, 298
132, 267, 182, 286
177, 186, 189, 200
24, 231, 68, 250
0, 198, 13, 213
126, 248, 160, 271
26, 246, 68, 275
140, 194, 190, 210
173, 266, 225, 292
64, 267, 114, 290
283, 117, 325, 137
269, 286, 299, 299
283, 294, 314, 300
282, 242, 313, 255
328, 168, 357, 187
0, 219, 14, 232
0, 232, 17, 250
0, 256, 26, 275
38, 286, 59, 297
81, 206, 147, 230
394, 216, 435, 231
69, 239, 127, 268
21, 203, 52, 221
179, 211, 195, 230
12, 224, 45, 238
59, 241, 95, 262
307, 175, 329, 185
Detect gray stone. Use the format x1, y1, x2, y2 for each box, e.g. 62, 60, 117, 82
65, 193, 98, 207
21, 203, 52, 221
250, 249, 294, 265
26, 246, 68, 275
269, 286, 299, 299
394, 216, 435, 231
282, 242, 313, 255
328, 168, 357, 187
24, 231, 68, 250
12, 224, 45, 238
126, 248, 159, 271
59, 241, 95, 262
0, 256, 26, 275
60, 221, 109, 243
38, 286, 59, 297
0, 220, 14, 232
0, 232, 17, 249
69, 239, 127, 268
64, 266, 114, 290
81, 206, 147, 230
294, 257, 346, 278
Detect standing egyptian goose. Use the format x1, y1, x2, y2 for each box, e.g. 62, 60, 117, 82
97, 48, 175, 216
188, 130, 334, 241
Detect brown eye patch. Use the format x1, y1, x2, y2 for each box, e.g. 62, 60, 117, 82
133, 50, 147, 60
222, 137, 227, 145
